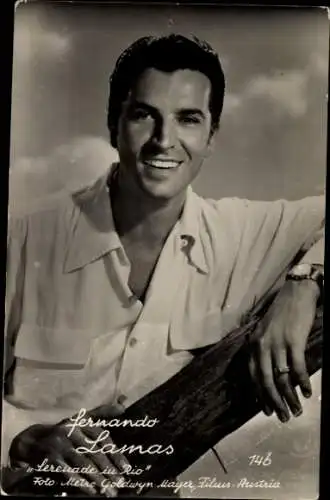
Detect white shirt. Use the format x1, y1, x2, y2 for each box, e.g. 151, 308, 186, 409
2, 164, 325, 466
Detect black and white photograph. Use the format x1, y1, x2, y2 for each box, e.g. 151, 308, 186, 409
1, 1, 328, 498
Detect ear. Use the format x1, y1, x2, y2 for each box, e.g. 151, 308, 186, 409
205, 128, 217, 157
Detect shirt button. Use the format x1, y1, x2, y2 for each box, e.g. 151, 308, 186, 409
117, 394, 127, 405
129, 337, 137, 347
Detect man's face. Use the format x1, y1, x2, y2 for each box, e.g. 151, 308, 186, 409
116, 68, 215, 201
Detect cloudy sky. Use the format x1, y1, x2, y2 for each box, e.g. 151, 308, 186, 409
8, 3, 328, 498
10, 3, 328, 207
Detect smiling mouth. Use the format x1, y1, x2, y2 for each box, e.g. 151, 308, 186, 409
143, 159, 182, 170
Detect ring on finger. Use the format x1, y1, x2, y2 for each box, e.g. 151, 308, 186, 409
274, 366, 290, 378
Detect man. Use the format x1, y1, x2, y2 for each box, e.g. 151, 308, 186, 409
2, 34, 325, 496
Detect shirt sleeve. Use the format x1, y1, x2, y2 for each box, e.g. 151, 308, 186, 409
215, 195, 325, 316
297, 227, 324, 266
2, 214, 71, 467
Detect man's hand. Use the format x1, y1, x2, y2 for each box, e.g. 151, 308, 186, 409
9, 407, 130, 497
248, 279, 320, 423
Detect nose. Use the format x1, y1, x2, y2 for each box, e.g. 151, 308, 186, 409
153, 117, 176, 150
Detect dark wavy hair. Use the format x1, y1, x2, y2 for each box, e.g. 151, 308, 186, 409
107, 34, 226, 148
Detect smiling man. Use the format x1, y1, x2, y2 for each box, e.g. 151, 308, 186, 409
111, 64, 217, 302
2, 35, 325, 496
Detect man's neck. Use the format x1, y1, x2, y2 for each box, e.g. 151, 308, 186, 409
111, 169, 186, 246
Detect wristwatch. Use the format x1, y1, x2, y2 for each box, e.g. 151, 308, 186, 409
286, 263, 324, 296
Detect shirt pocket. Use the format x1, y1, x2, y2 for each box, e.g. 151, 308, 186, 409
11, 323, 95, 409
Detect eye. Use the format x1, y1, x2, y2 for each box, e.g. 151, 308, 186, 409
178, 115, 202, 125
128, 107, 152, 121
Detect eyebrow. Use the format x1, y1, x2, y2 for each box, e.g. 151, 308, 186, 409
128, 101, 157, 114
177, 108, 206, 120
129, 101, 206, 119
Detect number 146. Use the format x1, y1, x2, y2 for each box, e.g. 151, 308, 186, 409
248, 452, 272, 466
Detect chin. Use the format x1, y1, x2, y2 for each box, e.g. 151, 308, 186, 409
139, 181, 181, 201
143, 186, 176, 201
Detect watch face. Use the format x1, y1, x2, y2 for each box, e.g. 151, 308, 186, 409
292, 263, 312, 277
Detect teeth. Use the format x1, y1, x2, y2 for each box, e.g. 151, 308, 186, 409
144, 160, 180, 169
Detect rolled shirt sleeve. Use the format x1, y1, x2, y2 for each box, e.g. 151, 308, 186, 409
298, 229, 325, 266
212, 194, 325, 319
241, 195, 325, 265
281, 196, 325, 266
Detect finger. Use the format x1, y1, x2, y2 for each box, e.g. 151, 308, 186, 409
39, 430, 96, 473
272, 346, 302, 417
71, 427, 117, 473
258, 342, 290, 422
248, 352, 273, 416
100, 480, 120, 498
65, 443, 108, 495
38, 432, 100, 496
9, 458, 31, 470
82, 426, 131, 475
50, 454, 98, 496
106, 449, 130, 477
69, 429, 121, 495
289, 345, 312, 398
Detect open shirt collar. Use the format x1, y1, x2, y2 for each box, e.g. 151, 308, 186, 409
64, 163, 209, 274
